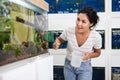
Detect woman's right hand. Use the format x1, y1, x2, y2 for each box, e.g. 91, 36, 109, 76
53, 38, 61, 50
53, 42, 60, 50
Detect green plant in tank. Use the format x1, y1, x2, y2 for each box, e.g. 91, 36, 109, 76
0, 0, 14, 34
3, 43, 13, 51
3, 43, 22, 56
0, 0, 8, 16
14, 47, 21, 57
0, 31, 10, 43
3, 17, 14, 34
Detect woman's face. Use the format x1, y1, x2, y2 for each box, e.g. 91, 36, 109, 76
76, 13, 93, 34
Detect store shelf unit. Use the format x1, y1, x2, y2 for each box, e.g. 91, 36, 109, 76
46, 0, 120, 80
0, 54, 53, 80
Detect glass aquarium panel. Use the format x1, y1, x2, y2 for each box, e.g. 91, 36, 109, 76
53, 66, 105, 80
112, 67, 120, 80
45, 0, 105, 13
97, 30, 105, 49
0, 1, 48, 66
112, 0, 120, 12
112, 28, 120, 49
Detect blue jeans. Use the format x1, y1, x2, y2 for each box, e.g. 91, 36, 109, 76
64, 58, 92, 80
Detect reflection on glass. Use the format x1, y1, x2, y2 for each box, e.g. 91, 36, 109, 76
112, 67, 120, 80
45, 0, 105, 13
97, 30, 105, 49
112, 29, 120, 49
112, 0, 120, 11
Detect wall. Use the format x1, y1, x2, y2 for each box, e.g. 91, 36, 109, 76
48, 0, 120, 80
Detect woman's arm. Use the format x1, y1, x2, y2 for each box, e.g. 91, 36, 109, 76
53, 37, 64, 50
83, 48, 101, 61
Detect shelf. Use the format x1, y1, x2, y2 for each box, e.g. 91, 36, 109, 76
0, 54, 53, 80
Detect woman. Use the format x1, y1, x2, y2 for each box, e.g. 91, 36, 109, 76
53, 6, 102, 80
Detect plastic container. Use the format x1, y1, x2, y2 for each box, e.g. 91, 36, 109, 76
71, 51, 83, 67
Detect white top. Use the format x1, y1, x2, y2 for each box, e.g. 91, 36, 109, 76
60, 27, 102, 61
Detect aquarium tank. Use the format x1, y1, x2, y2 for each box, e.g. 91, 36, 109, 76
0, 0, 49, 66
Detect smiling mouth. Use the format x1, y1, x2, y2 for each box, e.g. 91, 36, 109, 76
78, 27, 83, 29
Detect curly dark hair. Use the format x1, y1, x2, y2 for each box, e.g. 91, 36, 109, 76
77, 6, 99, 28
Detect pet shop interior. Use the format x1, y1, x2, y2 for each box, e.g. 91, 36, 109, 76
0, 0, 120, 80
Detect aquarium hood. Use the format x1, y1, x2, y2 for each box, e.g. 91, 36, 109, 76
8, 0, 49, 13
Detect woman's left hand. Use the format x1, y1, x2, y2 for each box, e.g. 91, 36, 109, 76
83, 52, 90, 61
